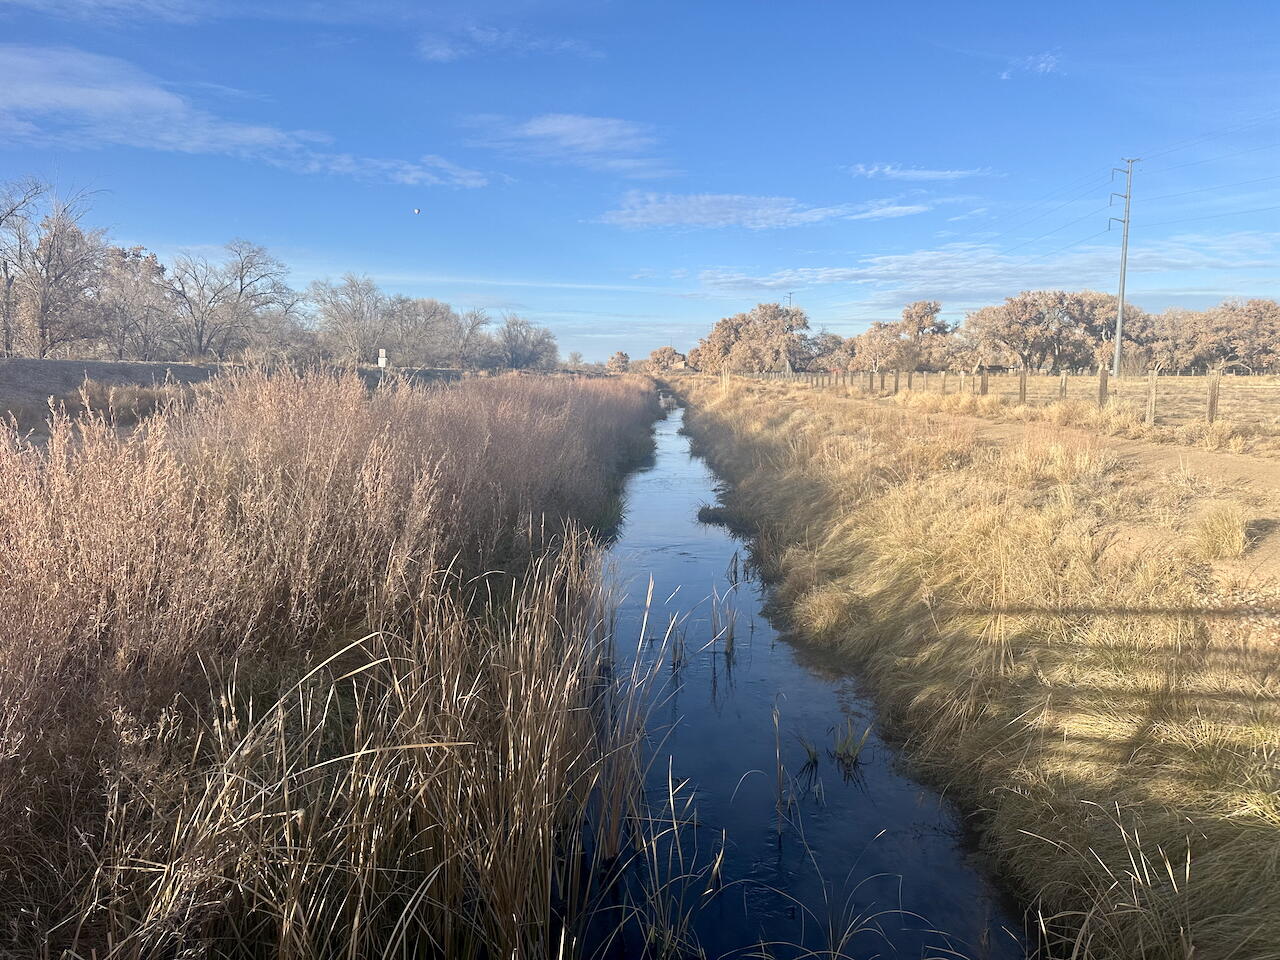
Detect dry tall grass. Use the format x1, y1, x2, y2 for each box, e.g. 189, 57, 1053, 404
891, 386, 1273, 455
672, 375, 1280, 960
4, 378, 193, 434
0, 369, 665, 957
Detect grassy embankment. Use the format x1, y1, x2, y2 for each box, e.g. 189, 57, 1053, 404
0, 369, 667, 958
674, 374, 1279, 960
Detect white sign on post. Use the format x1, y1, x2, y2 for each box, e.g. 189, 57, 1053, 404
377, 348, 387, 369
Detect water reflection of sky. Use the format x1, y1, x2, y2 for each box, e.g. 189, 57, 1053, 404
607, 407, 1027, 960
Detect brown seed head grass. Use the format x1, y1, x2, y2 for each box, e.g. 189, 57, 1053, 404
0, 367, 667, 956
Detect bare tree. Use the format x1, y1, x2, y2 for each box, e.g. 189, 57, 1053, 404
495, 314, 558, 370
6, 195, 106, 357
384, 295, 459, 366
0, 177, 45, 235
2, 180, 51, 357
311, 273, 387, 362
98, 246, 170, 360
453, 308, 492, 368
246, 308, 321, 363
169, 240, 293, 359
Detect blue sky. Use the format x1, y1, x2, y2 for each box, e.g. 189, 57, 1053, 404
2, 0, 1278, 360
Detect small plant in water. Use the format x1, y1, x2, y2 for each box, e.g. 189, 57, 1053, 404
798, 735, 820, 775
832, 719, 871, 768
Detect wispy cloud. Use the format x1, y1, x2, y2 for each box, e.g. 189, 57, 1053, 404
1000, 51, 1062, 81
0, 45, 487, 187
467, 113, 675, 179
600, 192, 931, 230
0, 0, 428, 24
417, 25, 603, 62
946, 207, 989, 221
848, 163, 994, 181
696, 231, 1279, 310
0, 0, 200, 21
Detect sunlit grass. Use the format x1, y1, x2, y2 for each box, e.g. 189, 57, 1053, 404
670, 373, 1280, 960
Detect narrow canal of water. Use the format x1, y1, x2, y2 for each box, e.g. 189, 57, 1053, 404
608, 405, 1026, 959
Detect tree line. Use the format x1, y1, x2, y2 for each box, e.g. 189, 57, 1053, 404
683, 291, 1280, 376
0, 178, 561, 370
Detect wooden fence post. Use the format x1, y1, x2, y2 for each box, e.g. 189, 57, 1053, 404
980, 369, 989, 396
1145, 370, 1158, 426
867, 370, 875, 393
1017, 368, 1027, 405
907, 370, 914, 391
893, 369, 900, 394
1059, 371, 1068, 402
1207, 372, 1221, 423
879, 370, 886, 392
1098, 367, 1109, 407
959, 371, 966, 394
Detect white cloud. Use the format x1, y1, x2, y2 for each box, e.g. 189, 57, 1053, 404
417, 25, 603, 62
947, 207, 989, 221
467, 113, 674, 178
599, 191, 931, 229
696, 231, 1280, 310
1000, 52, 1062, 80
0, 45, 486, 187
848, 163, 993, 181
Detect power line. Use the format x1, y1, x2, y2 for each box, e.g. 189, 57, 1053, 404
1144, 141, 1280, 176
976, 174, 1111, 246
1139, 109, 1280, 162
979, 167, 1111, 225
1135, 173, 1280, 203
999, 203, 1112, 254
1017, 228, 1113, 267
1140, 202, 1280, 228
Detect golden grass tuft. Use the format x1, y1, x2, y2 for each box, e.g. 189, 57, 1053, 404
1192, 501, 1250, 559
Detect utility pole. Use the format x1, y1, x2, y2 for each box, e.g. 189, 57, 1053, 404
1110, 158, 1139, 377
786, 291, 794, 308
